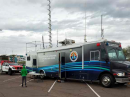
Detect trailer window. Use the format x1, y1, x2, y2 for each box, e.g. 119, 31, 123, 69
27, 56, 30, 61
90, 51, 100, 61
33, 59, 37, 66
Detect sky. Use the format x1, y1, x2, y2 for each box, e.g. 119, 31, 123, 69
0, 0, 130, 55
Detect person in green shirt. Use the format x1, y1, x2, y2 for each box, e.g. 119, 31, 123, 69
21, 65, 27, 87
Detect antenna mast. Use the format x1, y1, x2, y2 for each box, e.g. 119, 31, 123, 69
84, 2, 87, 42
57, 30, 58, 47
42, 35, 44, 49
48, 0, 52, 48
101, 15, 104, 39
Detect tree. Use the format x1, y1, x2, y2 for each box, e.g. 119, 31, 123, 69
123, 48, 128, 57
123, 46, 130, 61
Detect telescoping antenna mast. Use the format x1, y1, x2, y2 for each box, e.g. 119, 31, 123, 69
42, 35, 45, 49
101, 15, 104, 39
57, 30, 58, 47
84, 2, 87, 42
48, 0, 52, 48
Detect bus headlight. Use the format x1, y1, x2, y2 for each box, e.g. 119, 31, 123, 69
117, 73, 125, 76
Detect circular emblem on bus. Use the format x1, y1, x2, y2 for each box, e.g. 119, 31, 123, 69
70, 51, 78, 62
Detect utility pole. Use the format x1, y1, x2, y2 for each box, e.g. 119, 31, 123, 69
48, 0, 52, 48
101, 15, 104, 39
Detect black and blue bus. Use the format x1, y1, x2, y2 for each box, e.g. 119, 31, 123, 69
26, 40, 130, 87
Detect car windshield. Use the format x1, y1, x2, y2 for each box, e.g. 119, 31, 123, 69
9, 63, 18, 65
107, 47, 126, 61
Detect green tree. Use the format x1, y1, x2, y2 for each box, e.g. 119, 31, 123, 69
123, 46, 130, 61
123, 48, 128, 57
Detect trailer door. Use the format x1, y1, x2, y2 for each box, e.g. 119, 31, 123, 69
59, 52, 65, 79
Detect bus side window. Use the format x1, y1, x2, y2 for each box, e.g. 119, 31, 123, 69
90, 51, 100, 61
95, 51, 99, 60
91, 52, 94, 60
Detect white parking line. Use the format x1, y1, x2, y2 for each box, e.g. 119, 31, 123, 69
84, 82, 101, 97
19, 79, 34, 86
3, 76, 21, 82
48, 80, 57, 93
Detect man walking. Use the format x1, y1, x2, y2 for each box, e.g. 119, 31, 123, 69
21, 65, 27, 87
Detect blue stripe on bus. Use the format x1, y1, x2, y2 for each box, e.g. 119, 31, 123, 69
26, 61, 110, 73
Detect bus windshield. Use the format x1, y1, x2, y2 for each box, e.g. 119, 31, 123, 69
107, 47, 126, 61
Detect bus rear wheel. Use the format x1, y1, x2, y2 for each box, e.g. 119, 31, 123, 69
100, 74, 115, 88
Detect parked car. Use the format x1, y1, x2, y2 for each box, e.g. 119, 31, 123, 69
0, 62, 23, 75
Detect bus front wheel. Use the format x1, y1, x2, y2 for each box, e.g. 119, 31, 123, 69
100, 74, 115, 88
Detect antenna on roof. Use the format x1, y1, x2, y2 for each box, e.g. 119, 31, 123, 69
57, 30, 58, 47
84, 2, 87, 42
65, 32, 67, 45
101, 15, 104, 39
48, 0, 52, 48
42, 35, 45, 49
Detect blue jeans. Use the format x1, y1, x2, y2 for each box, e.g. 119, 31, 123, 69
22, 76, 26, 86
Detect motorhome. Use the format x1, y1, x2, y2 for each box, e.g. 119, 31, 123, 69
26, 39, 130, 87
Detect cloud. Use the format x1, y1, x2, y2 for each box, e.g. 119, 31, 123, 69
0, 21, 48, 32
53, 0, 130, 18
0, 0, 130, 55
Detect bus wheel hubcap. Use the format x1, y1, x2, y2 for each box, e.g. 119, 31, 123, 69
102, 76, 111, 86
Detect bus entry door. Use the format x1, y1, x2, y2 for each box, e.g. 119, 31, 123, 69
59, 52, 65, 79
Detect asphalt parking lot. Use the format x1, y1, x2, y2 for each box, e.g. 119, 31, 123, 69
0, 73, 130, 97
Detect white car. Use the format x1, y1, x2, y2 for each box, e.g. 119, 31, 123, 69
0, 63, 23, 75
